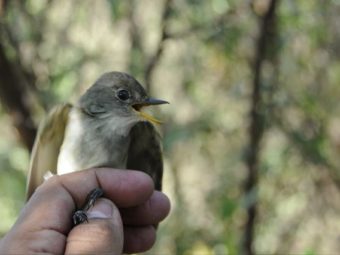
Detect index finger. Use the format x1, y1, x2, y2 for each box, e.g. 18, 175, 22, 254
57, 168, 154, 208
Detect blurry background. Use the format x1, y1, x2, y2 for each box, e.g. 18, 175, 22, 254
0, 0, 340, 254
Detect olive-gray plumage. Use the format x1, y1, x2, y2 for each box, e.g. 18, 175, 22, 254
26, 72, 167, 199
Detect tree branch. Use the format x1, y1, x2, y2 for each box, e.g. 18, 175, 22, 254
241, 1, 280, 254
144, 0, 172, 92
0, 42, 37, 150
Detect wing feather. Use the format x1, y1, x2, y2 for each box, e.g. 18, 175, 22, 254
26, 103, 72, 200
126, 122, 163, 190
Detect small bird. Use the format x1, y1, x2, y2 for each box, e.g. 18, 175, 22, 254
26, 71, 168, 205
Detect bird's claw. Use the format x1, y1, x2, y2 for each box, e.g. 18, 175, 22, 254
72, 187, 104, 226
73, 210, 88, 225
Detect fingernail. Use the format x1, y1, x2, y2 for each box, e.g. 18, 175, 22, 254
87, 198, 113, 219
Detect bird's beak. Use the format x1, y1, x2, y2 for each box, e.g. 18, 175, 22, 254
132, 98, 169, 125
141, 98, 169, 106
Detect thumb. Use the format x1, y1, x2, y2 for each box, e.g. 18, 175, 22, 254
65, 198, 123, 255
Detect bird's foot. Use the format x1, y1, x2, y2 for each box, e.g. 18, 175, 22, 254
73, 187, 104, 226
73, 210, 88, 225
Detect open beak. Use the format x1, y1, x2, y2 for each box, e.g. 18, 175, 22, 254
132, 98, 169, 125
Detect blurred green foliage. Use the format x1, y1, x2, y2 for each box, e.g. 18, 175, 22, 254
0, 0, 340, 254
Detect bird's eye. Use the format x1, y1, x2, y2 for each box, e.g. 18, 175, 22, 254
117, 89, 130, 101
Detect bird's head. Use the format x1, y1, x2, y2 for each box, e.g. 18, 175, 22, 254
78, 72, 168, 125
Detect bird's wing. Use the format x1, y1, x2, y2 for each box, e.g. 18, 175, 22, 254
126, 122, 163, 190
26, 103, 72, 200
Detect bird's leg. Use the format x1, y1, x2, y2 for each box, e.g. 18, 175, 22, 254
81, 188, 104, 211
73, 187, 104, 225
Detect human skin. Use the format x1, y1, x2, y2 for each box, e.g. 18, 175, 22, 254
0, 168, 171, 254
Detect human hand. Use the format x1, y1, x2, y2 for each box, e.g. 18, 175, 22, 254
0, 168, 170, 254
